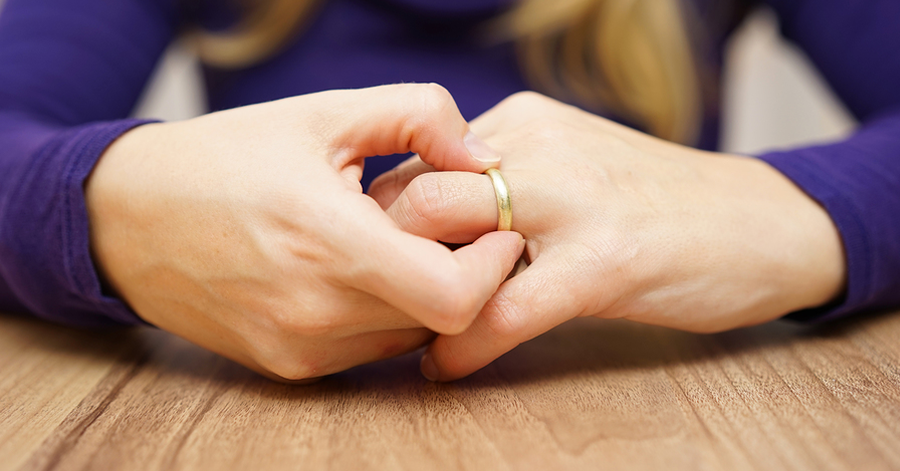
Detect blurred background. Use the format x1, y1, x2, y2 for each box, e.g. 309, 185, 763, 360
2, 1, 856, 155
130, 7, 856, 155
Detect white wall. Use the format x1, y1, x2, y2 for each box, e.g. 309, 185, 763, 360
719, 8, 855, 154
132, 41, 207, 121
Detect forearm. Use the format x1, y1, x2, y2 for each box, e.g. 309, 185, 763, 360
0, 113, 152, 325
0, 0, 178, 324
689, 152, 846, 328
756, 109, 900, 321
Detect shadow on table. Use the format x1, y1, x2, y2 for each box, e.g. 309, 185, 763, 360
331, 308, 900, 390
3, 306, 897, 394
0, 310, 159, 364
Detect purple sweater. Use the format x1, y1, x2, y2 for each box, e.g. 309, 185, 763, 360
0, 0, 898, 327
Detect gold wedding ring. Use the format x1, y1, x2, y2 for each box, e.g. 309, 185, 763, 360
484, 168, 512, 231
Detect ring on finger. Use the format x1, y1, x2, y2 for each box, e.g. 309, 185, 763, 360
484, 168, 512, 232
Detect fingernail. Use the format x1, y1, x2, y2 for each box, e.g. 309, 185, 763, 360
420, 352, 439, 382
464, 131, 501, 163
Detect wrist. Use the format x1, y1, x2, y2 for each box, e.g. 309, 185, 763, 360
716, 155, 847, 320
84, 122, 167, 301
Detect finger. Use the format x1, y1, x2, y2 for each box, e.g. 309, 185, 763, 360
420, 257, 580, 382
469, 91, 663, 149
368, 157, 434, 209
320, 83, 501, 173
312, 328, 436, 378
335, 289, 428, 332
339, 158, 365, 192
467, 91, 557, 139
368, 92, 566, 210
349, 216, 525, 335
384, 171, 498, 244
253, 328, 436, 382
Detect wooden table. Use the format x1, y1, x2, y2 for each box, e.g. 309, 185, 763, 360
2, 310, 899, 471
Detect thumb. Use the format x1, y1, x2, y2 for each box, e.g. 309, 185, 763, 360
420, 257, 581, 381
319, 83, 501, 173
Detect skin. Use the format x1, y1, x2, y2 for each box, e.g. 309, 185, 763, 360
85, 84, 524, 382
369, 92, 847, 382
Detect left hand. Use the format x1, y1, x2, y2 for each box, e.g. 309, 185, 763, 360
85, 84, 522, 382
369, 92, 846, 381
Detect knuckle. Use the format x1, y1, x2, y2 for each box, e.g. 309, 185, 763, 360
245, 336, 320, 381
502, 91, 549, 111
399, 84, 456, 162
417, 83, 454, 111
262, 356, 319, 382
250, 308, 349, 381
430, 300, 465, 334
506, 90, 544, 105
482, 291, 524, 338
411, 83, 455, 125
428, 276, 478, 335
405, 173, 450, 226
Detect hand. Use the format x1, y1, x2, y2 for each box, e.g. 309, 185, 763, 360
85, 84, 524, 382
370, 92, 846, 381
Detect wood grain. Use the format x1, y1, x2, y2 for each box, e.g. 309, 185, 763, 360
2, 310, 899, 471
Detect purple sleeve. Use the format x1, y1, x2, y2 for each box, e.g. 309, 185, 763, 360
755, 0, 900, 321
0, 0, 179, 326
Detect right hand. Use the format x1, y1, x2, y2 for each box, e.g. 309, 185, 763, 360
84, 84, 524, 382
369, 92, 845, 381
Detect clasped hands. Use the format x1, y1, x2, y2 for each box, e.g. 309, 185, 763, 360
86, 84, 845, 382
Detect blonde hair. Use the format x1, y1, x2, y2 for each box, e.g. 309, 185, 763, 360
191, 0, 703, 144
